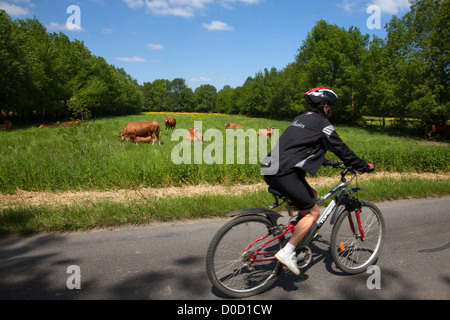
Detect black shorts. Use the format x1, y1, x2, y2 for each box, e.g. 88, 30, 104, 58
264, 170, 316, 211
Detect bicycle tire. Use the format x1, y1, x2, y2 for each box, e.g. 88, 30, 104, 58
206, 214, 284, 298
330, 201, 385, 274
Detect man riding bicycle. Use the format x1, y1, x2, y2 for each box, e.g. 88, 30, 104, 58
261, 87, 373, 275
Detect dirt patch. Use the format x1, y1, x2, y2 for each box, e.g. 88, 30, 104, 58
1, 172, 449, 209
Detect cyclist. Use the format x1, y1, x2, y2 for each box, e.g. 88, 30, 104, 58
261, 87, 373, 275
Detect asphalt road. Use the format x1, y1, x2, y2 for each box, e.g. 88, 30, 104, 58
0, 197, 449, 300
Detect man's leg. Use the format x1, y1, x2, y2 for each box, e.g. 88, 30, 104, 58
275, 204, 320, 275
287, 203, 320, 247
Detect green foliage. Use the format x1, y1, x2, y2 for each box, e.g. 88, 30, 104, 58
194, 84, 217, 113
0, 10, 143, 123
1, 1, 448, 128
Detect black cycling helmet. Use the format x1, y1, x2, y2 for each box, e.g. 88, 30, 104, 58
304, 87, 339, 107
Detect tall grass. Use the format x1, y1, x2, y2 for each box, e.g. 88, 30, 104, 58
0, 112, 448, 194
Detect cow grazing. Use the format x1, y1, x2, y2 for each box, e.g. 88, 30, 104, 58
121, 121, 161, 145
426, 124, 449, 139
60, 120, 81, 127
39, 125, 56, 128
259, 127, 275, 138
225, 121, 244, 129
0, 121, 12, 131
185, 128, 203, 141
163, 117, 176, 130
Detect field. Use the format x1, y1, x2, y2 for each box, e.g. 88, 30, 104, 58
0, 112, 448, 194
0, 112, 449, 235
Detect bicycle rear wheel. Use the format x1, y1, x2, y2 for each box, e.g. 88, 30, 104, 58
206, 214, 283, 298
330, 201, 385, 274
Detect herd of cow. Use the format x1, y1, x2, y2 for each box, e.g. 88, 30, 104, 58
117, 119, 449, 145
118, 117, 277, 145
0, 115, 448, 142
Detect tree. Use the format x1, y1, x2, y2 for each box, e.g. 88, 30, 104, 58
384, 0, 449, 124
0, 10, 28, 118
296, 20, 370, 124
0, 11, 144, 122
142, 79, 171, 111
166, 78, 194, 112
216, 85, 235, 114
194, 84, 217, 113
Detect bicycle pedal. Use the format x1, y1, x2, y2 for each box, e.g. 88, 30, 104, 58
296, 246, 312, 269
269, 203, 279, 210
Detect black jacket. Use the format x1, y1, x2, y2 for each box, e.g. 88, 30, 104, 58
261, 111, 369, 176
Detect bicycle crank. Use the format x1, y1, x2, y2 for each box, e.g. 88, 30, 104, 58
296, 246, 312, 269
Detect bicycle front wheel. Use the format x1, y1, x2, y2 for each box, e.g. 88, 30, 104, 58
330, 201, 385, 274
206, 214, 283, 298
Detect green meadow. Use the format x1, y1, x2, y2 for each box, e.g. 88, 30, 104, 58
1, 112, 449, 235
0, 112, 448, 194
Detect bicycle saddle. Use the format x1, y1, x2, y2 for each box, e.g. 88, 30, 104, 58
268, 187, 285, 198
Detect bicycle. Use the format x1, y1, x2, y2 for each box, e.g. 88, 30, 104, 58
206, 160, 386, 298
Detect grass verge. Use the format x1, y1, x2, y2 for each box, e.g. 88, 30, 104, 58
1, 178, 449, 236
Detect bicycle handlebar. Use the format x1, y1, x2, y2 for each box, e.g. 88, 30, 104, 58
323, 158, 375, 173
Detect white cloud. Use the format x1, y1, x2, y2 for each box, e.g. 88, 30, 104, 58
147, 43, 164, 50
123, 0, 260, 17
203, 20, 233, 31
340, 0, 410, 15
46, 22, 85, 32
220, 0, 261, 9
339, 0, 357, 13
369, 0, 410, 15
189, 76, 212, 82
116, 56, 147, 62
101, 28, 114, 34
0, 0, 33, 17
123, 0, 144, 8
144, 0, 214, 17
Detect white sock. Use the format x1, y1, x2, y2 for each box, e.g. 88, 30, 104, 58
283, 243, 296, 255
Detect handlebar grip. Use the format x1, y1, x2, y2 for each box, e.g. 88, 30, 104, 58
323, 158, 342, 168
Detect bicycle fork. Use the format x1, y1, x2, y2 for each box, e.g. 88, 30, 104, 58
347, 209, 365, 241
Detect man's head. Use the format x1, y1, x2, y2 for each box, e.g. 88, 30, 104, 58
304, 87, 339, 118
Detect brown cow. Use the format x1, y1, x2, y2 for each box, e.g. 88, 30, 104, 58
163, 117, 176, 130
60, 120, 82, 127
225, 121, 244, 129
129, 134, 156, 146
426, 124, 449, 139
120, 121, 161, 145
258, 127, 275, 138
39, 125, 56, 128
185, 128, 203, 141
0, 120, 12, 131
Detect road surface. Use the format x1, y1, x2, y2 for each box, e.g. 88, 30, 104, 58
0, 197, 449, 300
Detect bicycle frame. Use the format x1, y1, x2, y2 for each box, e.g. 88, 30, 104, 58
244, 169, 366, 264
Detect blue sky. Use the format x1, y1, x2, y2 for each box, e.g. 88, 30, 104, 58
1, 0, 411, 90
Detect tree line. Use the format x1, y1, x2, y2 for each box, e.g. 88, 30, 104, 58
143, 0, 448, 126
0, 10, 143, 123
1, 0, 448, 126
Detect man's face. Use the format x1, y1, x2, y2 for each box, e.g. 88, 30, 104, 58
324, 105, 333, 118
